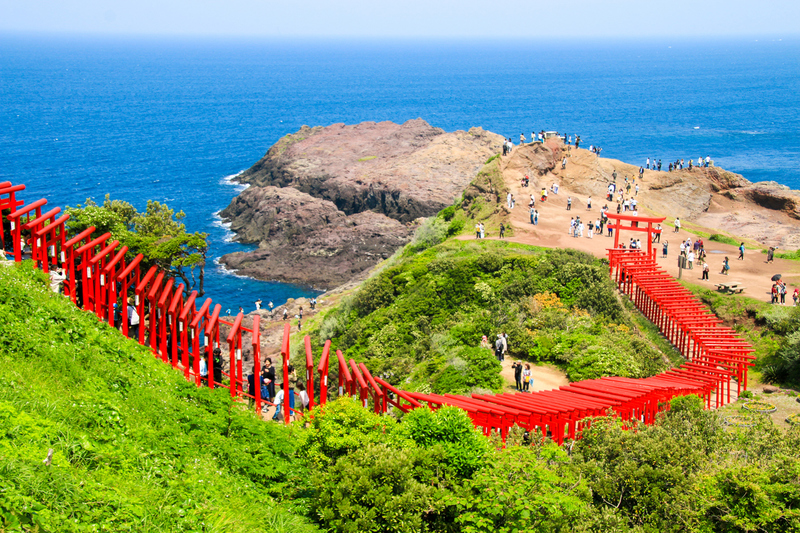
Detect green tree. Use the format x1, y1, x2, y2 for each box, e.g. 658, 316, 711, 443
66, 195, 209, 295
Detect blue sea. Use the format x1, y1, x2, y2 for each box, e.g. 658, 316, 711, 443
2, 35, 799, 311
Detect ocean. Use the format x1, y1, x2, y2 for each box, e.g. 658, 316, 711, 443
2, 35, 799, 311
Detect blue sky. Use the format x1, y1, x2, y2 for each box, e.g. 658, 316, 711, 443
1, 0, 798, 38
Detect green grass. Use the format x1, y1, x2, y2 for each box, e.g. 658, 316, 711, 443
357, 155, 376, 162
709, 233, 740, 246
0, 262, 318, 532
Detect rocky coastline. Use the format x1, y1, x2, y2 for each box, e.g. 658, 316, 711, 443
220, 120, 800, 289
219, 119, 503, 289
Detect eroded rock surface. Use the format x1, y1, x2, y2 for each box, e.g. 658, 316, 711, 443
220, 119, 503, 287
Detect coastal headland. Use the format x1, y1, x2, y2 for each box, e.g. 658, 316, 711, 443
220, 119, 800, 295
219, 119, 502, 288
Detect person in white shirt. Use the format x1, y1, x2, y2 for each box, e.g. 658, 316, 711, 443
272, 388, 285, 421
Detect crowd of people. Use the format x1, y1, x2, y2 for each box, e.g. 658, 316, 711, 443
644, 156, 714, 172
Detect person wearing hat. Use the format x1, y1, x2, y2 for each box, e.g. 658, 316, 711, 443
126, 297, 140, 340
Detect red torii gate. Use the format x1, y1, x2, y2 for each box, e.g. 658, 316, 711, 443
7, 198, 47, 261
0, 183, 25, 251
605, 212, 665, 257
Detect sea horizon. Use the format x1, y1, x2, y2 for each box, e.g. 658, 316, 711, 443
2, 33, 798, 309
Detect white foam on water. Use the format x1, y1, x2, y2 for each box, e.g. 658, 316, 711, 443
211, 210, 236, 243
220, 170, 249, 193
213, 256, 255, 280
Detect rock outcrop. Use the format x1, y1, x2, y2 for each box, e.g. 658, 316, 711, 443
220, 119, 503, 287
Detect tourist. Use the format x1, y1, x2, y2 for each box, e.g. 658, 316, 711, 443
212, 347, 223, 388
771, 283, 779, 304
512, 361, 523, 391
635, 184, 639, 196
530, 206, 535, 224
780, 281, 787, 304
687, 250, 695, 270
507, 192, 513, 209
296, 382, 310, 413
738, 242, 745, 260
310, 297, 316, 310
587, 196, 592, 210
475, 223, 481, 239
658, 159, 662, 171
272, 385, 285, 421
653, 224, 662, 243
480, 223, 485, 239
646, 157, 650, 170
662, 241, 669, 257
721, 257, 730, 275
247, 366, 265, 408
499, 223, 506, 239
268, 301, 274, 311
793, 288, 799, 306
674, 218, 681, 233
523, 364, 532, 392
767, 247, 775, 263
567, 197, 572, 211
587, 220, 594, 238
569, 217, 575, 236
533, 210, 539, 225
199, 354, 208, 383
297, 318, 302, 331
480, 335, 490, 351
127, 297, 140, 340
283, 308, 289, 320
255, 299, 262, 310
262, 357, 276, 401
520, 133, 526, 145
562, 156, 567, 170
287, 364, 298, 417
702, 262, 709, 280
494, 334, 504, 362
541, 188, 547, 202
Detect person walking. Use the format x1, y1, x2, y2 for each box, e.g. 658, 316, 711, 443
587, 196, 592, 210
567, 197, 572, 210
499, 223, 506, 239
533, 210, 539, 225
562, 156, 567, 169
662, 241, 669, 257
737, 242, 745, 260
494, 335, 504, 362
530, 206, 536, 224
721, 257, 730, 275
701, 262, 709, 280
674, 218, 681, 233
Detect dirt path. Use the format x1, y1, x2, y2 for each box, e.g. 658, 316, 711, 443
500, 358, 569, 392
480, 146, 800, 303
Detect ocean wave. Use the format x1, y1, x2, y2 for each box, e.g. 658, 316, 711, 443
211, 210, 236, 243
213, 256, 256, 280
220, 170, 249, 193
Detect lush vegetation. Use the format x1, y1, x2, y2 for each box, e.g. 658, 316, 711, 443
681, 281, 800, 388
65, 195, 209, 295
304, 239, 669, 395
4, 257, 800, 532
300, 394, 800, 533
0, 262, 314, 532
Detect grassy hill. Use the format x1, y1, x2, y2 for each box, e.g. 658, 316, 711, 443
302, 237, 672, 394
0, 262, 317, 532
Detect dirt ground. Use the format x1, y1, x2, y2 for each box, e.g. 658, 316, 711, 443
463, 145, 800, 307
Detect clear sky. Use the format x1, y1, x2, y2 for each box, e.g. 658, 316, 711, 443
1, 0, 798, 39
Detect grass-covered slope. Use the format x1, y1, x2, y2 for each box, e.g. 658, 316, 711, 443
0, 262, 317, 532
305, 239, 670, 394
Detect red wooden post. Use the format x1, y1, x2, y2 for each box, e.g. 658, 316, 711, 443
304, 335, 315, 411
63, 227, 96, 306
252, 315, 262, 414
178, 291, 198, 381
281, 323, 291, 425
316, 340, 331, 407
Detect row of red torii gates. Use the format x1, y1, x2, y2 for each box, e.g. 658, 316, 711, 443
1, 183, 753, 443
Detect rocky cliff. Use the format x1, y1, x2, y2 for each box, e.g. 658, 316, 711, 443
220, 119, 503, 288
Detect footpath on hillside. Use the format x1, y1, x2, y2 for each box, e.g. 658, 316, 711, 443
465, 143, 800, 307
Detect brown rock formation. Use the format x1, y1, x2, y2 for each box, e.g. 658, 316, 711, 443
238, 119, 502, 223
499, 143, 800, 250
220, 119, 503, 287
